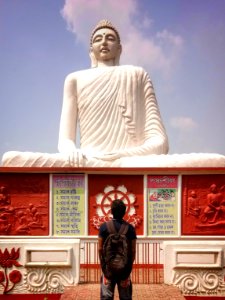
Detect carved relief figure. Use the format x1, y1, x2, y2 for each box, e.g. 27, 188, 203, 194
16, 210, 30, 234
187, 190, 200, 217
2, 20, 225, 168
0, 186, 13, 234
15, 204, 45, 234
27, 205, 45, 229
0, 187, 11, 206
200, 184, 225, 224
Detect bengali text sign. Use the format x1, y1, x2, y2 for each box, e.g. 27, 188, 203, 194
53, 174, 85, 236
148, 175, 178, 236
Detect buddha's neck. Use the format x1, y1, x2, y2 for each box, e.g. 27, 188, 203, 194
97, 59, 115, 67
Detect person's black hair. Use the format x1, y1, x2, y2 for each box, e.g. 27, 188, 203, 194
111, 199, 126, 220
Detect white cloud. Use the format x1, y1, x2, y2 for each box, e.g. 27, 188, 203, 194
156, 29, 183, 48
170, 116, 198, 131
61, 0, 184, 77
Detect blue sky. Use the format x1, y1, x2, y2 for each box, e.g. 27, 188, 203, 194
1, 0, 225, 160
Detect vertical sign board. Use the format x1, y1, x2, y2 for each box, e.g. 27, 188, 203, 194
52, 174, 85, 236
148, 175, 178, 236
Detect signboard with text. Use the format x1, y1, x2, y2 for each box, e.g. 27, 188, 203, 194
148, 175, 178, 236
52, 174, 85, 236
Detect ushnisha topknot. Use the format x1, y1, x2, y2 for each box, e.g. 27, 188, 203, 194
90, 19, 121, 45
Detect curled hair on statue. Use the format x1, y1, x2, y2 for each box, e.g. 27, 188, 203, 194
111, 199, 126, 220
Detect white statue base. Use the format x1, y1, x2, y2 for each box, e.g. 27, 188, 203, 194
2, 151, 225, 168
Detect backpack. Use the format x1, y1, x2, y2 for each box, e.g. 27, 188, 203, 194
102, 220, 129, 279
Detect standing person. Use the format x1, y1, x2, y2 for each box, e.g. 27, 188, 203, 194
98, 199, 137, 300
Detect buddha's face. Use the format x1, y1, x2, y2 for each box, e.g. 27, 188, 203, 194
91, 28, 121, 64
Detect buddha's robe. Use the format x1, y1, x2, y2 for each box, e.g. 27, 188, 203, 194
78, 65, 168, 159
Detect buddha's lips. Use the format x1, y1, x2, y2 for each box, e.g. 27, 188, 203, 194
100, 47, 109, 52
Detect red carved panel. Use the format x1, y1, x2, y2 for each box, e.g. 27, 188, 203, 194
0, 173, 49, 236
88, 174, 144, 235
182, 174, 225, 235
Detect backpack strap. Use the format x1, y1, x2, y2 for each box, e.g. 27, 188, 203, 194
106, 220, 117, 234
118, 223, 129, 235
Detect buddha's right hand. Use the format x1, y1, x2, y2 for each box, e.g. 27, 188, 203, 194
58, 139, 87, 167
66, 150, 87, 167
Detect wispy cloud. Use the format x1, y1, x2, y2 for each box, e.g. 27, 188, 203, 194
170, 116, 198, 131
61, 0, 184, 77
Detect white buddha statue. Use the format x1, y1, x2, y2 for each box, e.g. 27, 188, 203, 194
2, 20, 225, 167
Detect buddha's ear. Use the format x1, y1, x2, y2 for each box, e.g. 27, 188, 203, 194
115, 44, 122, 66
89, 48, 97, 68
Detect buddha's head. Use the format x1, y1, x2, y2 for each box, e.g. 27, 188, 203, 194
90, 20, 122, 67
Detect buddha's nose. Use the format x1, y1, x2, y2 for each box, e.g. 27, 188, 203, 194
102, 36, 108, 45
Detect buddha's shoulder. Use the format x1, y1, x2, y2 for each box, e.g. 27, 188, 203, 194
65, 69, 90, 81
64, 68, 108, 82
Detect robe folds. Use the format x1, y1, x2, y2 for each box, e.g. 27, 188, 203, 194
78, 65, 168, 157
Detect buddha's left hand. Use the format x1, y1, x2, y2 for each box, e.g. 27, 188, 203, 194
96, 152, 122, 161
